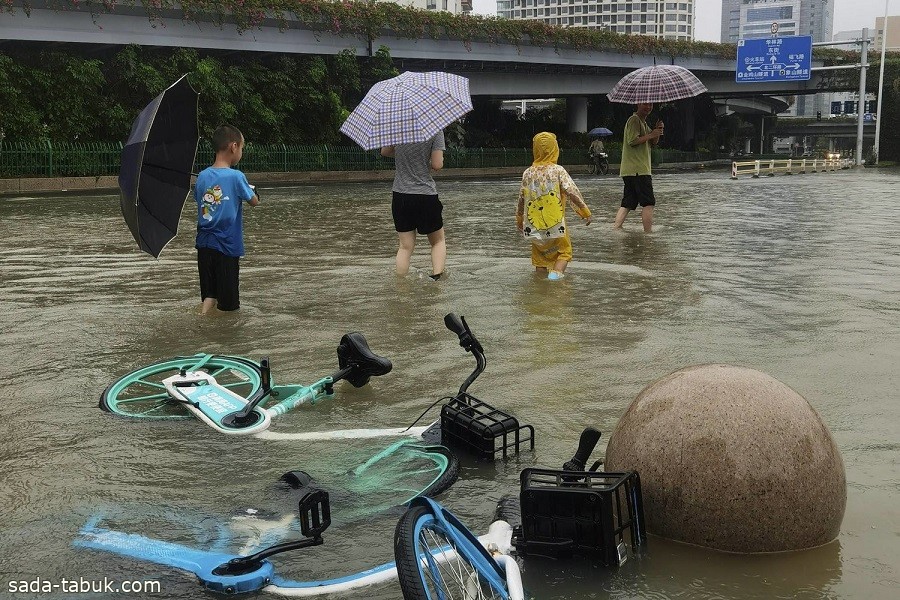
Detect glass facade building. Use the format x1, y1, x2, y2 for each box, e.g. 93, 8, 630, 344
721, 0, 833, 45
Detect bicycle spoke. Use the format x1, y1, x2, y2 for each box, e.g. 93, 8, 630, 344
420, 527, 497, 600
135, 379, 168, 390
141, 402, 179, 416
115, 392, 171, 403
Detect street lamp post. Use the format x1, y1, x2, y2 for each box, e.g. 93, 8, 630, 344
874, 0, 890, 165
856, 28, 869, 166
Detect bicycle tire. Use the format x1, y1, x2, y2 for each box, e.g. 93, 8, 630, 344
99, 355, 264, 419
413, 445, 459, 499
600, 160, 609, 175
394, 504, 509, 600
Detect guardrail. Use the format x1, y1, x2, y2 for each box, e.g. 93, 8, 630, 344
731, 158, 854, 179
0, 141, 721, 178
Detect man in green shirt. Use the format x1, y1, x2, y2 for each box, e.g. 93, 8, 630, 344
614, 103, 664, 232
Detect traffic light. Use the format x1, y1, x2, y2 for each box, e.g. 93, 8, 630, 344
817, 111, 822, 121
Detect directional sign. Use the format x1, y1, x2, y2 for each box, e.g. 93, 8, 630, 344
864, 113, 874, 122
736, 35, 812, 83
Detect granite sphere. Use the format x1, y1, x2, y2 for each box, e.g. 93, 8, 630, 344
605, 364, 845, 553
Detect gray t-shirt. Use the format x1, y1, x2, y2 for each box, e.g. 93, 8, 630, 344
391, 131, 446, 195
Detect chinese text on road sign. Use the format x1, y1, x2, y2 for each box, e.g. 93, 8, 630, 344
736, 35, 812, 83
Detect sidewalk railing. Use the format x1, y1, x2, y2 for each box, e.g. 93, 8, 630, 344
0, 141, 720, 178
731, 158, 854, 179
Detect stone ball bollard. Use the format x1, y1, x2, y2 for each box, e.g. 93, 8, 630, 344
604, 364, 845, 553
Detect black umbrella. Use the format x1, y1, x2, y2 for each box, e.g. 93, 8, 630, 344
119, 75, 200, 258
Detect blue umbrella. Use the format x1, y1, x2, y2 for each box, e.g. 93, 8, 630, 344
588, 127, 613, 137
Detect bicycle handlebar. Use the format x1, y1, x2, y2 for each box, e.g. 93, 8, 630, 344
221, 357, 273, 428
444, 313, 485, 396
444, 313, 466, 337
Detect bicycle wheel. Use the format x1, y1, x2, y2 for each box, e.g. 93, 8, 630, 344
100, 355, 264, 418
350, 442, 459, 505
600, 160, 609, 175
395, 504, 509, 600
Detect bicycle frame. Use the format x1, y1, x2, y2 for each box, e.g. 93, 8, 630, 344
161, 366, 338, 435
73, 507, 517, 597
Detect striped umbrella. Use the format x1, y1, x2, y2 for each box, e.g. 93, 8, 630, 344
340, 71, 472, 150
607, 65, 707, 104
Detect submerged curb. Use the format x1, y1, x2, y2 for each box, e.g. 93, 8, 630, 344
0, 162, 730, 198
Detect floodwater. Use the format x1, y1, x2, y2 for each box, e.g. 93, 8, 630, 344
0, 167, 898, 600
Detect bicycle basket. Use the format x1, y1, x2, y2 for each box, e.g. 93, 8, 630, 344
439, 394, 535, 460
513, 469, 646, 566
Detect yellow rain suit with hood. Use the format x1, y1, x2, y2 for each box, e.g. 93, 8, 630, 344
516, 132, 592, 269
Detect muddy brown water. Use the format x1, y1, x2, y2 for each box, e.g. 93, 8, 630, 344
1, 168, 897, 599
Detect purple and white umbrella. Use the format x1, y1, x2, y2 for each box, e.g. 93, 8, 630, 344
340, 71, 472, 150
607, 65, 707, 104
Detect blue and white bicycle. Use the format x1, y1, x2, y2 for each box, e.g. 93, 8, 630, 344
75, 491, 524, 599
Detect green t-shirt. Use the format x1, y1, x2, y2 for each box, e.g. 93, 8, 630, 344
619, 114, 652, 177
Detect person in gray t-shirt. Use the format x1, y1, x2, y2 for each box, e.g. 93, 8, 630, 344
380, 131, 446, 279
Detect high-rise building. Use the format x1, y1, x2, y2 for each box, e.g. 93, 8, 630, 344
874, 15, 900, 52
497, 1, 696, 42
379, 0, 467, 14
721, 0, 833, 45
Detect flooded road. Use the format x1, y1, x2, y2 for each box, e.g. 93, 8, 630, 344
1, 167, 898, 599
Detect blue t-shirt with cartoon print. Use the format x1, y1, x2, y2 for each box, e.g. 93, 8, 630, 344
194, 167, 255, 257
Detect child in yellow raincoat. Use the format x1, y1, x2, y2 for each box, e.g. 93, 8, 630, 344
516, 132, 592, 280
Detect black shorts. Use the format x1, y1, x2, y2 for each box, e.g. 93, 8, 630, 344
392, 192, 443, 234
197, 247, 240, 311
621, 175, 656, 210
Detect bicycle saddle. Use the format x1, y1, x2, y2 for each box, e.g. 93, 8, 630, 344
337, 332, 393, 387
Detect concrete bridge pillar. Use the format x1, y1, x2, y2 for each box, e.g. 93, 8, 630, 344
566, 96, 589, 133
677, 100, 696, 148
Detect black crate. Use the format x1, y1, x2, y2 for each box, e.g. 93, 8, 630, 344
513, 469, 646, 566
440, 393, 534, 459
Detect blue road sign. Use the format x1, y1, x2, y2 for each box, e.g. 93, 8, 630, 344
736, 35, 812, 83
864, 113, 874, 122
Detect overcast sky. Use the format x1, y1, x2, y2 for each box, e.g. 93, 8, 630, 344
471, 0, 895, 43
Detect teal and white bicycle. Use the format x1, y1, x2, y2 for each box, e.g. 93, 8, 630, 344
99, 332, 393, 436
97, 313, 532, 449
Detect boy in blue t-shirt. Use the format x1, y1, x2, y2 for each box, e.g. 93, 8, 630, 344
194, 125, 259, 314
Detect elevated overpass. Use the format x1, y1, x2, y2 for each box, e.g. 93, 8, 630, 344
1, 2, 849, 130
775, 121, 876, 138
